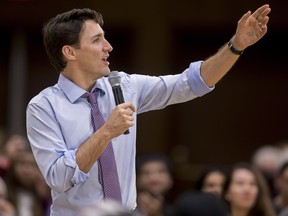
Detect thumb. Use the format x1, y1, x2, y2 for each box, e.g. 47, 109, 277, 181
238, 11, 251, 27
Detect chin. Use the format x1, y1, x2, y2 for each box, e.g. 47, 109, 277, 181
105, 68, 111, 75
100, 69, 110, 78
239, 202, 255, 210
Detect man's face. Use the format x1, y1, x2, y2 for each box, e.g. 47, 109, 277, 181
137, 161, 173, 195
73, 20, 113, 81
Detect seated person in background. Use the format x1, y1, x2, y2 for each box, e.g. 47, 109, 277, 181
0, 176, 15, 216
4, 149, 51, 216
222, 162, 276, 216
194, 166, 226, 197
273, 161, 288, 215
135, 153, 174, 216
251, 145, 281, 198
0, 134, 30, 178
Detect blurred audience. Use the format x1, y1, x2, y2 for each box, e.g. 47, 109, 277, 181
222, 162, 276, 216
4, 148, 51, 216
194, 166, 226, 196
251, 145, 281, 198
275, 140, 288, 165
0, 134, 29, 178
0, 176, 15, 216
135, 153, 174, 216
273, 161, 288, 215
2, 136, 287, 216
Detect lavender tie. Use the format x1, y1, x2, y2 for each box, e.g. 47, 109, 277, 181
84, 89, 122, 202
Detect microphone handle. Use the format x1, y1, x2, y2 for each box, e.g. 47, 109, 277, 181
112, 86, 125, 104
112, 86, 130, 135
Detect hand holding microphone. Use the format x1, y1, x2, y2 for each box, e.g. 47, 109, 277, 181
108, 71, 134, 135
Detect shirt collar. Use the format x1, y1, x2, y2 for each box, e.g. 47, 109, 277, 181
58, 73, 106, 103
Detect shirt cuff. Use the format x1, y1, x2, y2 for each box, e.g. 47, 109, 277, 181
63, 149, 90, 187
187, 61, 214, 96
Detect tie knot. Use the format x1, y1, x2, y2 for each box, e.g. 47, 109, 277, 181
82, 91, 99, 105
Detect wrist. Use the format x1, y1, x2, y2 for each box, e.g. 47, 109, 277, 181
97, 125, 114, 142
227, 41, 244, 55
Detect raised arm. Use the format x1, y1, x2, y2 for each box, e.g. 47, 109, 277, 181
200, 4, 271, 87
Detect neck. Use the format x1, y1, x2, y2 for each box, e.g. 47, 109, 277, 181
62, 70, 96, 92
231, 207, 250, 216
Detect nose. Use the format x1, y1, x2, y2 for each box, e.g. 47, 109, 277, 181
103, 38, 113, 52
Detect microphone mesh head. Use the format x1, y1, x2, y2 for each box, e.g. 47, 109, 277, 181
108, 71, 121, 87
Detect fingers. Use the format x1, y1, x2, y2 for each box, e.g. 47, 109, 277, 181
254, 5, 271, 30
233, 4, 271, 52
239, 4, 271, 28
260, 16, 270, 27
247, 4, 270, 33
115, 102, 136, 127
252, 4, 271, 20
238, 11, 251, 27
125, 108, 134, 118
117, 102, 136, 113
256, 13, 270, 35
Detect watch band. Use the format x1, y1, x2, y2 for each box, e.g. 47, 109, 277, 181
228, 41, 244, 55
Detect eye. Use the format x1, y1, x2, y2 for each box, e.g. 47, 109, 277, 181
93, 38, 100, 43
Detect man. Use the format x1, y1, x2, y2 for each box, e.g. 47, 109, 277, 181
26, 5, 271, 215
136, 153, 174, 216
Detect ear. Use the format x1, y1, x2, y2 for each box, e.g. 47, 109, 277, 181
62, 45, 76, 61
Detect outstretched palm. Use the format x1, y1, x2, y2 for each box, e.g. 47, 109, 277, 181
233, 4, 271, 50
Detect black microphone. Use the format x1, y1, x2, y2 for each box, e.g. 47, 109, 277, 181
108, 71, 129, 135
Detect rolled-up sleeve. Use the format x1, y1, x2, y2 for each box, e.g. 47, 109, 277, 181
26, 101, 89, 194
63, 149, 90, 187
187, 61, 214, 96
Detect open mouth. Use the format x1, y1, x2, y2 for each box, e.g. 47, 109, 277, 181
102, 57, 109, 65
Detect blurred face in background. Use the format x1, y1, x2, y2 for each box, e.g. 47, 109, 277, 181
5, 135, 28, 160
202, 171, 226, 196
137, 161, 173, 196
13, 151, 39, 188
225, 168, 259, 211
278, 168, 288, 201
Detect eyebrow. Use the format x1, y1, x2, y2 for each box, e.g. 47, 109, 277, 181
91, 31, 105, 40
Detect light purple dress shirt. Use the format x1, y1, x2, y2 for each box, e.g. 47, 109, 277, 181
26, 61, 214, 215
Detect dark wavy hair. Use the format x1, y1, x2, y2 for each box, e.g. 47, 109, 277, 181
136, 153, 174, 175
222, 162, 276, 216
43, 8, 104, 72
194, 166, 226, 192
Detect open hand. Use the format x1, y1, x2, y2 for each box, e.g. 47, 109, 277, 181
232, 4, 271, 51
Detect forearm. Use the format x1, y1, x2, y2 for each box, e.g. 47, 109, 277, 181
76, 102, 135, 173
200, 40, 240, 87
76, 127, 111, 173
